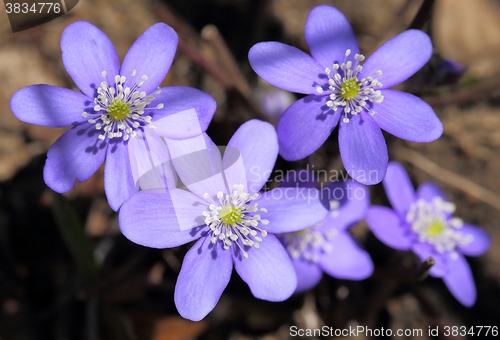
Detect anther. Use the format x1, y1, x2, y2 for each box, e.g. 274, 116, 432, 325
84, 70, 164, 141
316, 49, 384, 124
201, 184, 268, 258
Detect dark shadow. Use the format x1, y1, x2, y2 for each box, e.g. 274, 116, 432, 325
70, 122, 108, 155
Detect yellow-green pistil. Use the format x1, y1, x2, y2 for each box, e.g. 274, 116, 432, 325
407, 197, 472, 254
340, 78, 361, 101
317, 49, 384, 123
203, 185, 270, 258
427, 220, 446, 237
292, 228, 310, 237
107, 98, 131, 120
83, 70, 163, 141
220, 206, 244, 225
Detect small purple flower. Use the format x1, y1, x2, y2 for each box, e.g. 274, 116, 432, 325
434, 59, 466, 85
10, 21, 215, 211
248, 5, 443, 184
119, 120, 328, 321
257, 86, 296, 119
279, 175, 373, 292
366, 162, 491, 306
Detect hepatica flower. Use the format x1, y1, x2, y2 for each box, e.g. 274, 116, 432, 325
10, 21, 215, 210
119, 120, 328, 321
366, 162, 491, 306
248, 5, 443, 184
279, 178, 373, 292
257, 86, 296, 119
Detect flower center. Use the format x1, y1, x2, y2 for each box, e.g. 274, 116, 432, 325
202, 184, 269, 258
406, 197, 473, 256
82, 70, 165, 141
280, 199, 339, 262
341, 78, 361, 100
315, 49, 384, 123
107, 98, 131, 120
281, 224, 336, 263
220, 206, 244, 225
427, 220, 445, 237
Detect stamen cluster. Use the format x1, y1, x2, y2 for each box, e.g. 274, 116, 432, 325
202, 184, 269, 259
281, 199, 340, 262
82, 70, 164, 141
407, 197, 473, 256
282, 226, 335, 262
316, 49, 384, 123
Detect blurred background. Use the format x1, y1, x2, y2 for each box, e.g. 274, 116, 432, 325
0, 0, 499, 339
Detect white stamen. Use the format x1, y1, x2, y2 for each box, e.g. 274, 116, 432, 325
407, 197, 473, 254
282, 223, 334, 263
201, 184, 268, 258
84, 71, 164, 141
280, 199, 340, 262
316, 49, 384, 124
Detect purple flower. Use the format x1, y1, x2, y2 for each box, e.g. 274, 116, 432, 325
366, 162, 491, 306
119, 120, 328, 321
10, 21, 215, 211
279, 175, 373, 292
257, 86, 296, 119
248, 5, 443, 184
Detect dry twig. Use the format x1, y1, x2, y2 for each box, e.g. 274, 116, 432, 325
395, 147, 500, 211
